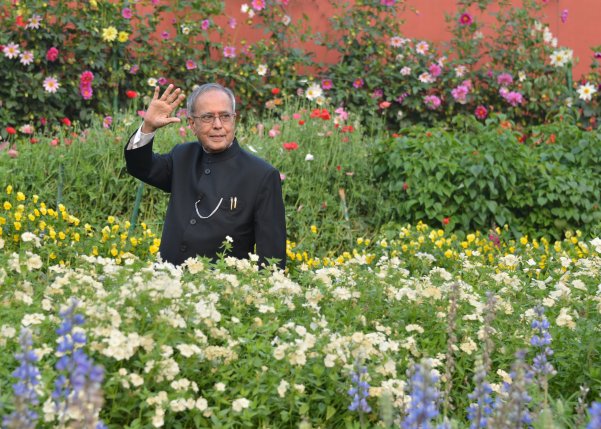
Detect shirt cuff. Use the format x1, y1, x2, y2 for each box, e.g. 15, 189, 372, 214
126, 124, 155, 150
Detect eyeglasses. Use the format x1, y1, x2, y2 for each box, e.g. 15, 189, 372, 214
191, 113, 236, 124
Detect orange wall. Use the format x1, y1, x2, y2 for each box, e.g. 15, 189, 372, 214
210, 0, 599, 79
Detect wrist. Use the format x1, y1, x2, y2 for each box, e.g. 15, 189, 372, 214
141, 122, 156, 134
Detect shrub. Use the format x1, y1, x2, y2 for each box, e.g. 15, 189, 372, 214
372, 114, 601, 239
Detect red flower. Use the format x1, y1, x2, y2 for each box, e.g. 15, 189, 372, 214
379, 101, 391, 109
6, 126, 16, 135
61, 118, 72, 127
442, 217, 450, 225
474, 105, 488, 120
310, 108, 330, 120
30, 138, 38, 144
126, 90, 138, 99
458, 13, 473, 26
46, 47, 59, 62
15, 15, 25, 27
402, 182, 409, 191
298, 120, 305, 125
271, 87, 280, 95
340, 125, 355, 133
283, 142, 298, 151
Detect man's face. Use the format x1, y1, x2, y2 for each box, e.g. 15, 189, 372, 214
188, 89, 236, 153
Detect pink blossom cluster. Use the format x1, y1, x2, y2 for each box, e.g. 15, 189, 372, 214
424, 94, 442, 110
500, 88, 524, 107
79, 70, 94, 100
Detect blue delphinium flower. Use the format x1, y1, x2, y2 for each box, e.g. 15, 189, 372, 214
588, 402, 601, 429
530, 306, 556, 379
401, 358, 443, 429
52, 299, 105, 428
2, 328, 40, 429
466, 358, 493, 429
490, 350, 532, 428
348, 359, 372, 414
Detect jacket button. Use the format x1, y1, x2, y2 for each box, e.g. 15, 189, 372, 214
190, 219, 197, 225
180, 244, 187, 252
204, 168, 211, 175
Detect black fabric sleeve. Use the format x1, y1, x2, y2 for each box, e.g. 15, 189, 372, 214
124, 132, 173, 193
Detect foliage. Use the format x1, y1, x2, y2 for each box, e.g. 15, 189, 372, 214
1, 203, 601, 427
1, 0, 599, 135
372, 114, 601, 239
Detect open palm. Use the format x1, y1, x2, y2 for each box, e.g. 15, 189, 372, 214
142, 84, 186, 133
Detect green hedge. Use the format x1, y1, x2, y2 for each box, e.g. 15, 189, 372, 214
373, 116, 601, 239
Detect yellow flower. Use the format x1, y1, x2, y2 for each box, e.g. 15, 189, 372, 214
0, 216, 5, 225
118, 31, 129, 43
149, 244, 159, 254
310, 225, 317, 234
58, 231, 66, 240
6, 185, 12, 195
16, 192, 25, 201
466, 233, 475, 243
73, 233, 80, 242
130, 237, 138, 247
520, 236, 528, 245
33, 195, 39, 203
444, 249, 453, 258
14, 213, 22, 222
356, 237, 364, 245
39, 221, 46, 230
92, 246, 99, 256
14, 221, 21, 231
3, 201, 11, 210
102, 26, 118, 42
110, 247, 118, 257
28, 214, 35, 222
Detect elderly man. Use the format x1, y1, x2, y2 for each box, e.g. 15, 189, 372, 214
124, 83, 286, 269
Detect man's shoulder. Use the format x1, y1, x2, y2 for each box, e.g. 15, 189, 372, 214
238, 146, 278, 174
171, 141, 201, 156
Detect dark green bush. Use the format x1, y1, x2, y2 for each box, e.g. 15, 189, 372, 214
373, 115, 601, 238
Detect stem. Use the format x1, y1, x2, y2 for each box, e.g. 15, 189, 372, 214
129, 181, 145, 234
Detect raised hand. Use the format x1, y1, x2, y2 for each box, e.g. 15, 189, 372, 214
141, 84, 186, 133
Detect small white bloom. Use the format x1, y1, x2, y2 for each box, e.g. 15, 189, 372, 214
147, 77, 158, 87
400, 66, 412, 76
305, 153, 314, 161
577, 82, 597, 102
305, 83, 323, 101
232, 397, 250, 412
256, 64, 268, 76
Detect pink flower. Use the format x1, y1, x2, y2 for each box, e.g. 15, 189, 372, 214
179, 127, 187, 137
80, 84, 93, 100
46, 47, 59, 62
458, 13, 473, 26
201, 19, 210, 30
185, 60, 197, 70
352, 78, 364, 88
321, 79, 333, 90
228, 17, 237, 29
451, 85, 469, 104
371, 89, 383, 99
292, 113, 302, 120
474, 105, 488, 120
428, 63, 442, 78
158, 77, 168, 86
503, 91, 523, 107
424, 94, 442, 110
122, 7, 133, 19
251, 0, 266, 11
560, 9, 568, 23
103, 116, 113, 128
223, 46, 236, 58
161, 31, 170, 40
497, 72, 513, 86
279, 173, 286, 181
335, 107, 348, 121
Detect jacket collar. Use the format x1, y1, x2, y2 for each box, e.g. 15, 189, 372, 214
201, 138, 240, 163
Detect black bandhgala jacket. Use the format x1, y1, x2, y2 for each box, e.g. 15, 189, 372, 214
124, 137, 286, 269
